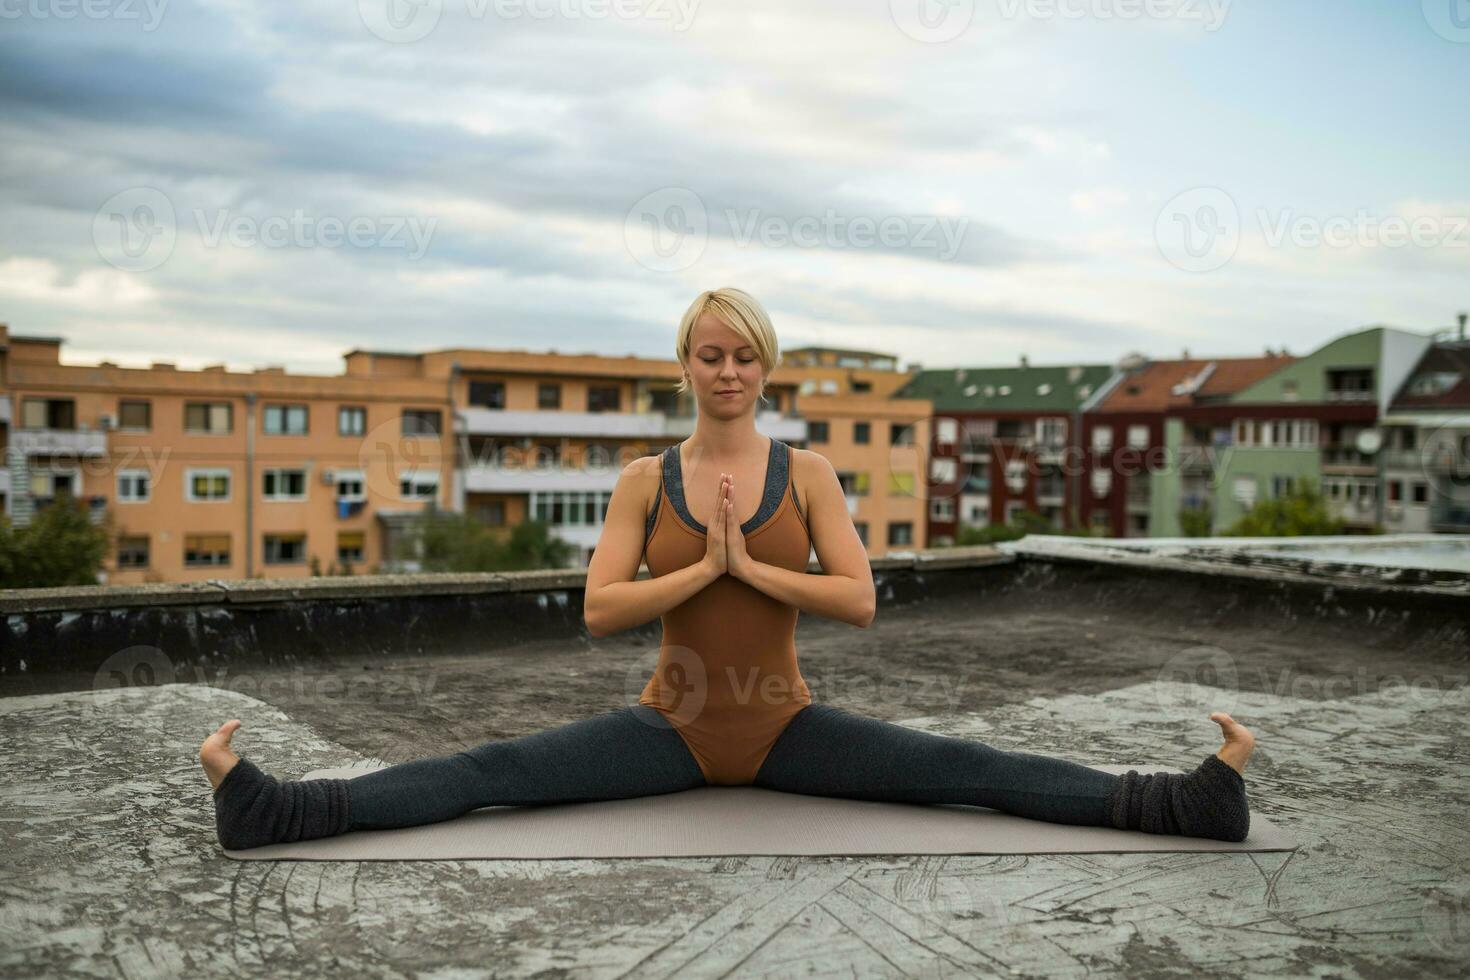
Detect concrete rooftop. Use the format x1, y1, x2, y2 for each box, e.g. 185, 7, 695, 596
2, 558, 1468, 978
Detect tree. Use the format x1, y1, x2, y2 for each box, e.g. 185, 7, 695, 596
1222, 478, 1347, 536
395, 505, 576, 572
1179, 504, 1213, 537
0, 495, 111, 589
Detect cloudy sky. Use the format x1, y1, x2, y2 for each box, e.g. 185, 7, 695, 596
2, 0, 1467, 376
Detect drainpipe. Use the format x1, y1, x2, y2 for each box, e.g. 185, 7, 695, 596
244, 392, 256, 578
447, 361, 462, 512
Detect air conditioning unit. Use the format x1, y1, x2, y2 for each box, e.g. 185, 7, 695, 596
320, 469, 337, 485
98, 413, 116, 431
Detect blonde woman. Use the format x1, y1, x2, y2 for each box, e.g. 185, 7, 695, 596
202, 287, 1255, 849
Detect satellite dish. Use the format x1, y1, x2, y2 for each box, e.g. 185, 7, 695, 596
1355, 429, 1382, 454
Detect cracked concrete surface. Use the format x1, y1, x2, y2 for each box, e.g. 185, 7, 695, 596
2, 575, 1468, 978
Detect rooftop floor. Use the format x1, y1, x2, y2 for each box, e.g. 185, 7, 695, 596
3, 564, 1467, 978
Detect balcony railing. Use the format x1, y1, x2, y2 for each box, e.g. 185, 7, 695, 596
1322, 447, 1375, 468
11, 429, 108, 456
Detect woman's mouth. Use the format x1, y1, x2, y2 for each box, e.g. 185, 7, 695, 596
717, 390, 740, 397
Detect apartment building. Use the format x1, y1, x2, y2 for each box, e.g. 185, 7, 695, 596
0, 328, 939, 583
1377, 323, 1470, 534
896, 359, 1115, 542
782, 347, 932, 552
0, 325, 456, 583
1079, 353, 1291, 537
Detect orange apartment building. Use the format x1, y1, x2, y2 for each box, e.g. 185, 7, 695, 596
0, 327, 932, 583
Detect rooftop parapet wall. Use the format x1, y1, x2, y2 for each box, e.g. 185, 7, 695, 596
3, 544, 1466, 678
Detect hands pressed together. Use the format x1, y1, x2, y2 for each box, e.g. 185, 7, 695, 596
702, 471, 754, 581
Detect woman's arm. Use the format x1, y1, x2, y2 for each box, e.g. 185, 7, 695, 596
730, 450, 876, 627
583, 455, 722, 638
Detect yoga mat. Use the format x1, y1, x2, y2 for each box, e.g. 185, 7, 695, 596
224, 763, 1295, 860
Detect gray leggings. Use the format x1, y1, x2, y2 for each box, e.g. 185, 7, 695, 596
345, 702, 1119, 832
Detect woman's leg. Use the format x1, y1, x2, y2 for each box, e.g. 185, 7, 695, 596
752, 703, 1251, 840
210, 705, 706, 849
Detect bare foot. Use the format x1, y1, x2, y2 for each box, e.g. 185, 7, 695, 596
1210, 711, 1255, 775
199, 719, 243, 790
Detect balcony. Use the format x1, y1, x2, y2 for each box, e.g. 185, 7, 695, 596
1430, 504, 1470, 531
1322, 447, 1375, 472
459, 408, 806, 443
463, 462, 622, 495
11, 429, 108, 457
1126, 487, 1152, 513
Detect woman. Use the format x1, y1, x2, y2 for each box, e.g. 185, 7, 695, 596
201, 287, 1255, 850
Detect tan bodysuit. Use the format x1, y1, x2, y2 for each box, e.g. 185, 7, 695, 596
639, 436, 813, 785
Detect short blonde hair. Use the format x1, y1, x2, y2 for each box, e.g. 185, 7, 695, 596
674, 287, 780, 398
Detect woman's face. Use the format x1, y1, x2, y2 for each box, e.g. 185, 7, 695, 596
687, 311, 765, 415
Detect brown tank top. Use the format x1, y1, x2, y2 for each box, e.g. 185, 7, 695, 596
638, 436, 813, 785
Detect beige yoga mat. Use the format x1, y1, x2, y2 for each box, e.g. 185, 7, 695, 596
224, 763, 1295, 860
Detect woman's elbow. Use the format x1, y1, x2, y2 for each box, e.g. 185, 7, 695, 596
853, 594, 876, 628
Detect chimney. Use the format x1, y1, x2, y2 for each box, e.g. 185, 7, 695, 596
1019, 354, 1029, 369
1459, 311, 1466, 341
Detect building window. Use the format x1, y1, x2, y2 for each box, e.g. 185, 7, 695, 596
21, 398, 76, 429
184, 533, 230, 567
888, 471, 916, 496
1037, 417, 1066, 446
401, 470, 440, 500
531, 491, 614, 525
887, 521, 914, 546
118, 400, 151, 431
339, 406, 366, 436
837, 471, 870, 497
1387, 480, 1402, 503
474, 501, 507, 525
184, 401, 232, 434
185, 468, 231, 501
263, 404, 309, 435
1090, 509, 1111, 532
117, 470, 151, 503
1281, 379, 1298, 401
116, 535, 149, 568
402, 409, 442, 436
1412, 482, 1428, 504
853, 421, 870, 444
336, 472, 366, 502
890, 423, 915, 446
853, 521, 869, 545
263, 468, 308, 500
588, 385, 620, 412
808, 421, 829, 443
931, 497, 955, 521
469, 380, 505, 409
538, 383, 561, 409
337, 531, 365, 564
263, 533, 307, 564
1271, 475, 1295, 498
936, 418, 957, 445
1091, 469, 1112, 498
1092, 426, 1113, 452
1127, 424, 1149, 449
1232, 476, 1257, 506
930, 458, 957, 483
